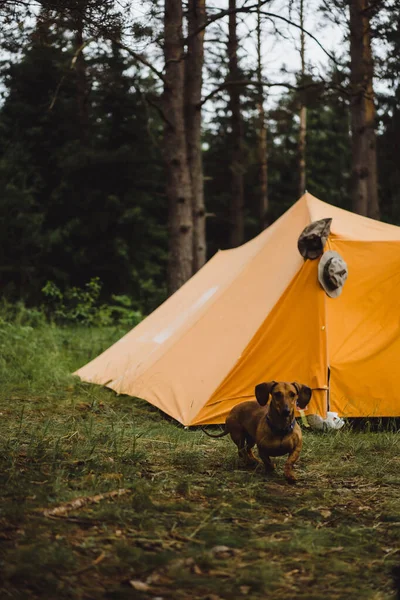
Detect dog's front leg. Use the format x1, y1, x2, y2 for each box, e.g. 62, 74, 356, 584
284, 439, 302, 484
257, 447, 276, 473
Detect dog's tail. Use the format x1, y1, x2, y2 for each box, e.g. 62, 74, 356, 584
201, 426, 229, 438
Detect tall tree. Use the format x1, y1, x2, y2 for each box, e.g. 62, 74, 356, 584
349, 0, 380, 218
163, 0, 194, 293
298, 0, 307, 196
227, 0, 245, 247
185, 0, 206, 272
256, 0, 268, 230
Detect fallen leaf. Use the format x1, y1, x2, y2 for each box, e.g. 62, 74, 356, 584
92, 552, 106, 566
76, 402, 90, 411
285, 569, 300, 577
240, 585, 251, 595
192, 564, 202, 575
129, 580, 151, 592
208, 569, 231, 578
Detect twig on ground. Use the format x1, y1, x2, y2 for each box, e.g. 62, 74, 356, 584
38, 488, 131, 517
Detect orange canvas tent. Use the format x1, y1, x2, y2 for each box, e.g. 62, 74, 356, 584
75, 193, 400, 425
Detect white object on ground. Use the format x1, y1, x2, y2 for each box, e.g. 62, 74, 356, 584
306, 411, 345, 431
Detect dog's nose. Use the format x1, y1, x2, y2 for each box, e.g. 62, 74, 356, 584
282, 406, 291, 417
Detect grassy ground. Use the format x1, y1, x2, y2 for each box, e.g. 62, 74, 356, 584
0, 323, 399, 599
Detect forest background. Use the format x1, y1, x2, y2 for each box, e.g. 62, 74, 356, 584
0, 0, 399, 319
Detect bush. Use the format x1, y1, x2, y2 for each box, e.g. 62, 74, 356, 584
41, 277, 143, 327
0, 299, 47, 328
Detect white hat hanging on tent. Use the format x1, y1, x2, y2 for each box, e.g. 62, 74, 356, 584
318, 250, 348, 298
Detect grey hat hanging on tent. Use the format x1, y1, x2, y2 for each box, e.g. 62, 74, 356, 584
318, 251, 348, 298
297, 218, 332, 260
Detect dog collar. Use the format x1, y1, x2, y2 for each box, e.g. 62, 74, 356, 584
265, 414, 296, 438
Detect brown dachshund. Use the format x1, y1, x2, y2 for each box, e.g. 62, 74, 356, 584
203, 381, 312, 483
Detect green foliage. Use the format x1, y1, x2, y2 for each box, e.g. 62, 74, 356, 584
0, 299, 47, 328
0, 278, 143, 328
41, 277, 143, 327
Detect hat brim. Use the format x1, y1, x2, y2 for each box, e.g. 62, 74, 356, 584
318, 251, 346, 298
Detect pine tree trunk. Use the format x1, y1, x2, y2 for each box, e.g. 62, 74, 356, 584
349, 0, 380, 219
228, 0, 245, 247
164, 0, 194, 294
298, 0, 307, 197
257, 0, 268, 230
185, 0, 206, 273
363, 9, 379, 220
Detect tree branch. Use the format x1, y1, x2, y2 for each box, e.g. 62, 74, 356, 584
187, 2, 341, 67
258, 11, 340, 64
49, 38, 93, 111
199, 79, 348, 107
186, 0, 273, 39
108, 37, 166, 84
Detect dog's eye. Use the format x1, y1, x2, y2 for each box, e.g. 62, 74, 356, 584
274, 391, 283, 399
289, 392, 295, 398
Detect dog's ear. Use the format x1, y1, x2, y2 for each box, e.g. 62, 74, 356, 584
255, 382, 276, 406
292, 382, 312, 409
